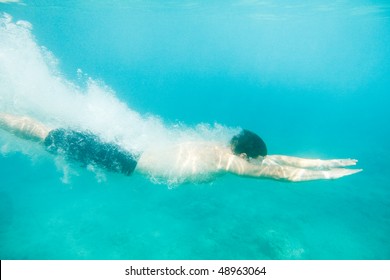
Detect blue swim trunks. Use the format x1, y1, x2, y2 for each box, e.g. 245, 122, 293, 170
43, 129, 138, 175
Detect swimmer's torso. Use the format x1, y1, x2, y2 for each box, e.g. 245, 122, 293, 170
136, 141, 232, 183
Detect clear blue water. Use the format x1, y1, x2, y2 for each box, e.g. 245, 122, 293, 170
0, 0, 389, 259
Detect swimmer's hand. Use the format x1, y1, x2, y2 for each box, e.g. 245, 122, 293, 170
328, 167, 363, 180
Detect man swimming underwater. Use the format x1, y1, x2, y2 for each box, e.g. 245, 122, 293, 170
0, 113, 361, 182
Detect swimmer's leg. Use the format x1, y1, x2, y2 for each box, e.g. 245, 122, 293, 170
0, 113, 50, 142
265, 155, 358, 169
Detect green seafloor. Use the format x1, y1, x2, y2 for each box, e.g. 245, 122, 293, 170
0, 0, 389, 259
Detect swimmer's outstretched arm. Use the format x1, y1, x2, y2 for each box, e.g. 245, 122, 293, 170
265, 155, 358, 169
223, 154, 362, 182
0, 113, 50, 142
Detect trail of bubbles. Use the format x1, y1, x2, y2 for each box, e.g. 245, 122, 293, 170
0, 14, 239, 184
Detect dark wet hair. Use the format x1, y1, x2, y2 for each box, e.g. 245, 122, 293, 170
230, 129, 267, 158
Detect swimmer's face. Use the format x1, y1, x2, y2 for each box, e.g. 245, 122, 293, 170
238, 152, 248, 160
237, 152, 265, 163
248, 155, 265, 165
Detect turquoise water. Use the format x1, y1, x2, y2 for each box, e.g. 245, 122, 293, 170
1, 0, 389, 259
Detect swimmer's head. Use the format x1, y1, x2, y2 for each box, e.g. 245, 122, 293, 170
230, 129, 267, 159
